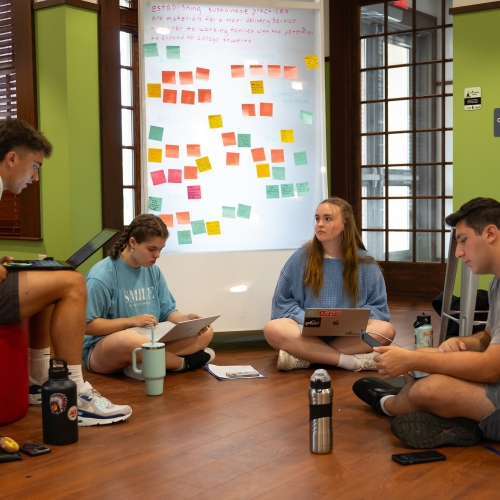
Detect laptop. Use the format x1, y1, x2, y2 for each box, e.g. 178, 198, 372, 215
302, 308, 370, 337
3, 228, 119, 271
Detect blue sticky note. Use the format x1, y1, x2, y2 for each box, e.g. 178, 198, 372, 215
300, 110, 313, 124
148, 126, 164, 141
272, 166, 285, 180
177, 230, 192, 245
266, 185, 280, 199
238, 134, 251, 147
281, 183, 294, 198
148, 196, 162, 211
144, 43, 159, 57
294, 151, 308, 166
296, 182, 310, 196
167, 46, 181, 59
237, 204, 251, 219
222, 206, 236, 218
191, 220, 206, 235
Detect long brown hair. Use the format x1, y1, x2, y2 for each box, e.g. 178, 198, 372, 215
109, 214, 169, 260
303, 197, 377, 304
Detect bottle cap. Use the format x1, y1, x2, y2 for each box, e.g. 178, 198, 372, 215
310, 368, 331, 390
413, 312, 431, 329
48, 358, 69, 380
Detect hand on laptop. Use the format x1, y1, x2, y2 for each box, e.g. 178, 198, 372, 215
0, 256, 13, 281
187, 313, 211, 335
131, 313, 158, 327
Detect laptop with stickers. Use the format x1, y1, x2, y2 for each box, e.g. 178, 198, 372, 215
301, 308, 370, 337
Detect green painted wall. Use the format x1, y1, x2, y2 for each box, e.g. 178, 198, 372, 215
0, 6, 102, 276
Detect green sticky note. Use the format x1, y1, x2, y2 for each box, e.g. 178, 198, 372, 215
281, 183, 295, 198
222, 206, 236, 218
266, 185, 280, 199
237, 204, 251, 219
300, 110, 313, 124
144, 43, 159, 57
191, 220, 206, 235
294, 151, 308, 166
148, 196, 162, 211
177, 230, 192, 245
296, 182, 310, 196
167, 46, 181, 59
238, 134, 251, 147
272, 166, 286, 180
148, 126, 164, 141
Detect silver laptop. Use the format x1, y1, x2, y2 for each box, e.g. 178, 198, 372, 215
302, 308, 370, 337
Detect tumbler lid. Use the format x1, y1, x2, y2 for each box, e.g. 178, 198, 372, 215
48, 357, 69, 380
310, 368, 331, 390
413, 312, 431, 328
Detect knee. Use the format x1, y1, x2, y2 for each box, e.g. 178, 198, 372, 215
407, 375, 446, 408
63, 272, 87, 299
263, 319, 286, 345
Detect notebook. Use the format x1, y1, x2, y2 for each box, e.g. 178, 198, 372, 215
3, 228, 119, 271
301, 308, 370, 337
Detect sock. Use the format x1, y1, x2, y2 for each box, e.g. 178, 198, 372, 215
172, 358, 186, 372
29, 347, 51, 383
337, 353, 357, 371
68, 365, 85, 392
380, 395, 396, 416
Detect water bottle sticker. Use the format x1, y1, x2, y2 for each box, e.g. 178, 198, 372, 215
67, 406, 78, 421
50, 393, 68, 415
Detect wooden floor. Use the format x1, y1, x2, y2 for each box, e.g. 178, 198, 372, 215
2, 294, 500, 499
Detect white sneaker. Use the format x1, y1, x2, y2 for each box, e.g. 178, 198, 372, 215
77, 381, 132, 426
277, 350, 310, 371
123, 363, 145, 381
353, 351, 378, 371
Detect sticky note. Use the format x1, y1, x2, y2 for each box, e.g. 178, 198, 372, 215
176, 211, 191, 224
300, 110, 313, 125
148, 196, 162, 211
165, 144, 179, 159
237, 204, 251, 219
167, 46, 180, 59
147, 84, 161, 98
304, 54, 320, 70
297, 182, 310, 196
160, 214, 174, 227
251, 147, 266, 162
222, 206, 236, 218
198, 89, 212, 103
294, 151, 308, 166
150, 169, 166, 185
196, 156, 212, 173
231, 65, 245, 78
250, 80, 264, 94
163, 89, 177, 104
196, 67, 210, 80
238, 134, 251, 147
250, 65, 264, 76
242, 104, 256, 117
148, 126, 164, 141
191, 220, 206, 235
181, 90, 195, 105
187, 185, 201, 199
168, 169, 182, 183
256, 163, 270, 178
284, 66, 298, 79
187, 144, 201, 157
271, 149, 284, 163
177, 230, 192, 245
281, 130, 295, 143
179, 71, 193, 85
268, 65, 281, 78
162, 71, 175, 84
281, 183, 295, 198
208, 115, 223, 129
184, 166, 198, 179
144, 43, 159, 57
266, 185, 280, 199
222, 132, 236, 146
148, 148, 162, 163
206, 221, 221, 235
226, 152, 240, 166
260, 103, 273, 117
272, 167, 285, 180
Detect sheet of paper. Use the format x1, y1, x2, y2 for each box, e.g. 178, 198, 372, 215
304, 54, 320, 70
272, 167, 285, 180
242, 104, 256, 117
148, 148, 162, 163
281, 130, 295, 143
284, 65, 298, 79
206, 221, 221, 235
151, 169, 166, 185
176, 211, 191, 224
271, 149, 284, 163
267, 65, 281, 78
191, 220, 206, 235
256, 163, 270, 178
206, 364, 266, 380
166, 46, 180, 59
187, 185, 201, 199
266, 185, 280, 199
294, 151, 308, 166
128, 322, 175, 340
250, 80, 264, 94
147, 84, 161, 98
297, 182, 310, 196
187, 144, 201, 157
251, 147, 265, 162
162, 71, 175, 84
181, 90, 195, 105
238, 134, 251, 147
196, 67, 210, 80
237, 204, 251, 219
165, 144, 179, 158
160, 214, 174, 227
184, 166, 198, 179
148, 126, 164, 141
196, 156, 212, 173
148, 196, 162, 211
144, 43, 159, 57
168, 169, 182, 183
208, 115, 223, 128
222, 206, 236, 218
179, 71, 193, 85
281, 183, 295, 198
250, 65, 263, 76
260, 102, 273, 117
231, 65, 244, 78
222, 132, 237, 146
198, 89, 212, 103
300, 110, 313, 125
177, 230, 192, 245
163, 89, 177, 104
226, 152, 240, 166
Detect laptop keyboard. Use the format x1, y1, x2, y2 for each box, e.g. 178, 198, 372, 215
32, 260, 64, 267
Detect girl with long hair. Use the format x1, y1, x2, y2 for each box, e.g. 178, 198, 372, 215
264, 197, 395, 371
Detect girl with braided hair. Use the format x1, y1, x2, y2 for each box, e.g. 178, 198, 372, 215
82, 214, 215, 377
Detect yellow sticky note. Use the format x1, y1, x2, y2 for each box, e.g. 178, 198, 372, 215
148, 148, 162, 163
304, 54, 320, 70
256, 163, 270, 178
280, 130, 295, 143
206, 221, 221, 235
196, 156, 212, 173
208, 115, 223, 129
250, 80, 264, 94
147, 83, 161, 98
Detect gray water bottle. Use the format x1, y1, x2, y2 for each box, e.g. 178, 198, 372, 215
309, 369, 333, 454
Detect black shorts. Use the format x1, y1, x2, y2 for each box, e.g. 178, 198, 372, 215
0, 272, 21, 324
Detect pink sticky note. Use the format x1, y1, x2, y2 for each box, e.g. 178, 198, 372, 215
222, 132, 237, 146
284, 66, 298, 79
163, 89, 177, 104
250, 65, 263, 76
251, 147, 266, 162
162, 71, 176, 84
242, 104, 256, 117
231, 65, 244, 78
150, 169, 166, 186
176, 211, 191, 224
181, 90, 195, 105
198, 89, 212, 103
168, 169, 182, 183
271, 149, 285, 163
165, 144, 179, 158
196, 67, 210, 80
260, 102, 273, 117
226, 152, 240, 166
160, 214, 174, 228
187, 185, 201, 200
184, 166, 198, 179
268, 65, 281, 78
187, 144, 201, 157
179, 71, 193, 85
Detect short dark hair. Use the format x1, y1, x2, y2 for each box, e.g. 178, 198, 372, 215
445, 197, 500, 235
0, 118, 53, 161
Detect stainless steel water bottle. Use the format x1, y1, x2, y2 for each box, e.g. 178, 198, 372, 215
309, 369, 333, 454
414, 312, 433, 348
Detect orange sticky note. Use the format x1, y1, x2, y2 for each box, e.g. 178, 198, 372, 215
250, 65, 263, 76
196, 67, 210, 80
284, 66, 298, 79
147, 84, 161, 98
231, 65, 244, 78
251, 147, 266, 162
206, 221, 221, 235
260, 102, 273, 117
162, 71, 176, 84
184, 166, 198, 179
148, 148, 162, 163
271, 149, 285, 163
165, 144, 179, 158
179, 71, 193, 85
181, 90, 195, 105
226, 152, 240, 166
187, 144, 201, 157
208, 115, 223, 129
250, 80, 264, 95
196, 156, 212, 172
176, 211, 191, 225
163, 89, 177, 104
256, 163, 270, 178
222, 132, 236, 146
268, 65, 281, 78
198, 89, 212, 103
242, 104, 256, 117
280, 129, 295, 143
304, 54, 320, 70
160, 214, 174, 228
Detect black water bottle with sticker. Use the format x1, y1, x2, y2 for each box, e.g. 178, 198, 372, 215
41, 358, 78, 445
